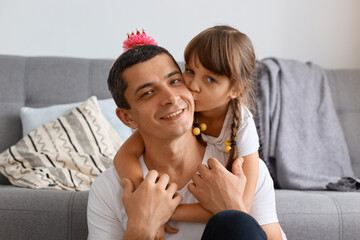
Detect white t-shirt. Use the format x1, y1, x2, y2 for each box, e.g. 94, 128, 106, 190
88, 153, 278, 238
201, 104, 259, 158
87, 106, 278, 239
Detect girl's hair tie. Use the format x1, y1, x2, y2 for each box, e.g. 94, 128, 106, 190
225, 140, 237, 153
122, 29, 158, 52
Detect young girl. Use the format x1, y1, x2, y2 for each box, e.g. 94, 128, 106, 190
114, 26, 274, 234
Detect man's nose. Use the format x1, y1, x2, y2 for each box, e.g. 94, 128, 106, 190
160, 87, 180, 105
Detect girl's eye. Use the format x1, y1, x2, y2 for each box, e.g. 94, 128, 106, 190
207, 77, 216, 83
185, 68, 194, 74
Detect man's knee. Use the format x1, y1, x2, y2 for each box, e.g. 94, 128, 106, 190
202, 210, 267, 240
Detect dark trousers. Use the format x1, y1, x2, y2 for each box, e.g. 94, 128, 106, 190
201, 210, 267, 240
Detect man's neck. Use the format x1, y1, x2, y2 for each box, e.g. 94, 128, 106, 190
142, 131, 205, 189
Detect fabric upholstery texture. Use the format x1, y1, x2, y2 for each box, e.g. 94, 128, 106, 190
276, 190, 360, 239
0, 185, 88, 240
0, 55, 116, 239
0, 54, 359, 240
0, 96, 121, 190
0, 55, 114, 153
326, 70, 360, 177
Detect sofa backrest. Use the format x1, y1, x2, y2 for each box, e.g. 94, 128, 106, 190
326, 69, 360, 177
0, 55, 114, 184
0, 55, 113, 149
0, 55, 359, 185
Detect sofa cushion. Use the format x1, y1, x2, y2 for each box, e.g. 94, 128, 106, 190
0, 96, 122, 190
20, 98, 133, 141
0, 185, 88, 240
276, 190, 360, 240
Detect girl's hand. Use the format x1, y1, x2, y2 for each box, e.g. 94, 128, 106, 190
154, 223, 178, 239
165, 223, 178, 234
154, 224, 165, 240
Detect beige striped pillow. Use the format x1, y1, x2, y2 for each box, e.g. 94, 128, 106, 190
0, 96, 122, 191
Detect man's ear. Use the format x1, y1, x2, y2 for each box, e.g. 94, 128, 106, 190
116, 108, 138, 129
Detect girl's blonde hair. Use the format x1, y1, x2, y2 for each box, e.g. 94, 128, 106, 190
184, 25, 257, 171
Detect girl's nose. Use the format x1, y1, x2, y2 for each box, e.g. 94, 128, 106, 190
188, 78, 200, 93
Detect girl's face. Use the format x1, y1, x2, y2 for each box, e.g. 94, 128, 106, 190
183, 56, 238, 113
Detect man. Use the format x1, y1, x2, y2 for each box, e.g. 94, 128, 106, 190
87, 45, 282, 239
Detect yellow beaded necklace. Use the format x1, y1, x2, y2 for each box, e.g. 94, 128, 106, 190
192, 122, 207, 135
192, 114, 207, 135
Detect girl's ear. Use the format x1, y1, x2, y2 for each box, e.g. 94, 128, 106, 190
116, 108, 138, 129
229, 86, 243, 99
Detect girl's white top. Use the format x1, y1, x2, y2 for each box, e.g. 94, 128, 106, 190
201, 104, 259, 159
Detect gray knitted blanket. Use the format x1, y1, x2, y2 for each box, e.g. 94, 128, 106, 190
255, 58, 355, 190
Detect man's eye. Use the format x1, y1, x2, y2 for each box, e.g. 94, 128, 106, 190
141, 90, 153, 97
207, 77, 216, 83
171, 79, 181, 84
185, 68, 194, 74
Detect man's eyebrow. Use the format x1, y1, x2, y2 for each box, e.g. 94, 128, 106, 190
134, 70, 181, 95
135, 83, 153, 95
166, 70, 181, 79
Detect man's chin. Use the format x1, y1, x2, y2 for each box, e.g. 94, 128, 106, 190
162, 122, 193, 138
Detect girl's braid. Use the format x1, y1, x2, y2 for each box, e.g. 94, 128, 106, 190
225, 96, 242, 171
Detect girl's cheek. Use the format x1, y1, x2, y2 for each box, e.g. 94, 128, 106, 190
182, 76, 190, 88
186, 85, 191, 92
182, 73, 189, 86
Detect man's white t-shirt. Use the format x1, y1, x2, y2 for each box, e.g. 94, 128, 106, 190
87, 106, 278, 239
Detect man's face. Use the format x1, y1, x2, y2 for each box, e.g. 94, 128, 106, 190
117, 54, 194, 140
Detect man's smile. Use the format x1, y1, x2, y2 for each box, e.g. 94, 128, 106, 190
160, 108, 185, 119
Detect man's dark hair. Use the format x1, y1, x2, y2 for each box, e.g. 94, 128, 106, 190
108, 44, 181, 109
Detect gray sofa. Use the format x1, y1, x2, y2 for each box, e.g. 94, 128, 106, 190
0, 54, 359, 240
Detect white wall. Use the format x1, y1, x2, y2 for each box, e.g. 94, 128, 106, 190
1, 0, 359, 69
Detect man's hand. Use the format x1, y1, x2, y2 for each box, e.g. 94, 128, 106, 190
188, 157, 247, 214
122, 170, 182, 240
